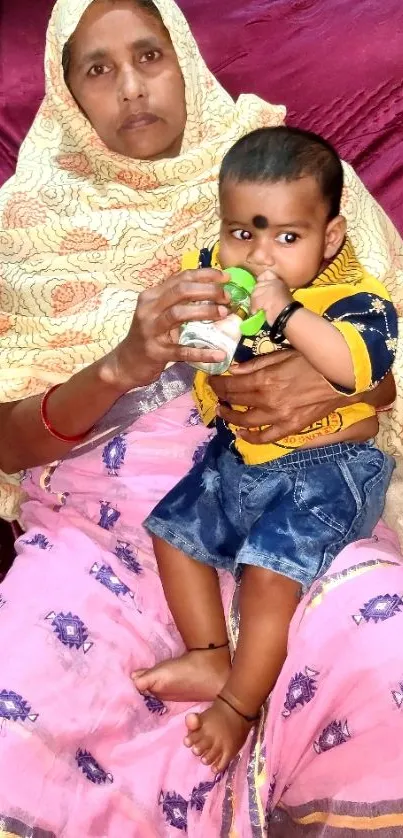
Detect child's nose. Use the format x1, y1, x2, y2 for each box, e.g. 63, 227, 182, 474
246, 240, 275, 271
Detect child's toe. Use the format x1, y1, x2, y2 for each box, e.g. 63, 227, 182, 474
184, 729, 202, 748
201, 743, 221, 766
185, 712, 201, 733
213, 750, 230, 774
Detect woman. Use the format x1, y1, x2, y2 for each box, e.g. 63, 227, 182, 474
0, 0, 402, 835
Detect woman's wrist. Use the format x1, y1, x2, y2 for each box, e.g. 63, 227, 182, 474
96, 345, 137, 396
110, 339, 164, 392
43, 349, 143, 441
0, 349, 141, 475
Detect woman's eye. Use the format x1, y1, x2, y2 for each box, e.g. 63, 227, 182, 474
88, 65, 108, 77
276, 232, 298, 244
139, 49, 162, 63
231, 229, 252, 241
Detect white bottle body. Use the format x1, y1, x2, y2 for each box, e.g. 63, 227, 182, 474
179, 313, 243, 374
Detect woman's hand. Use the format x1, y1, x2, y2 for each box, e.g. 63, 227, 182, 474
209, 350, 369, 445
115, 269, 229, 389
0, 268, 230, 474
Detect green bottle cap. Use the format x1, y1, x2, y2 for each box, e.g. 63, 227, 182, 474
240, 310, 266, 336
223, 266, 256, 294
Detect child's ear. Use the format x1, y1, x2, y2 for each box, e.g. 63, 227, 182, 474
324, 215, 347, 260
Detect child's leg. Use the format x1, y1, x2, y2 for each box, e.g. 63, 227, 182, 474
185, 566, 300, 773
132, 536, 231, 701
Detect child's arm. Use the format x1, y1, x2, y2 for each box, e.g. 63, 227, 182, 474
251, 271, 397, 394
283, 308, 355, 389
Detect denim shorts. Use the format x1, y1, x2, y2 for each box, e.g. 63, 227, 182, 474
144, 436, 395, 587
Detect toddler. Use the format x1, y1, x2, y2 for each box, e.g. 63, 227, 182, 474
135, 127, 397, 773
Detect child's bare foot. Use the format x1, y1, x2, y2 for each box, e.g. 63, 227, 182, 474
184, 694, 259, 774
132, 648, 231, 702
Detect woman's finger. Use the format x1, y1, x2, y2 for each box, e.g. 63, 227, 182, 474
228, 349, 296, 375
209, 370, 269, 404
151, 338, 227, 365
137, 270, 228, 317
163, 271, 228, 305
169, 268, 227, 286
150, 301, 228, 335
175, 346, 227, 364
210, 380, 262, 405
217, 404, 276, 427
236, 425, 284, 445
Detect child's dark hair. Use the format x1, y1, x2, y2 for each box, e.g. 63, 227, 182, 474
219, 126, 344, 220
62, 0, 163, 81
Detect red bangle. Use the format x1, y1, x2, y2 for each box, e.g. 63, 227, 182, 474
40, 384, 94, 443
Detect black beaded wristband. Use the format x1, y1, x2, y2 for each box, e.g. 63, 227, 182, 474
269, 300, 304, 344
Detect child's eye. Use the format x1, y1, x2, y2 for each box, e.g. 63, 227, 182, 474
276, 232, 299, 245
231, 229, 252, 241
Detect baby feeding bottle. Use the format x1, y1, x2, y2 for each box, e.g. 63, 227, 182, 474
179, 267, 265, 374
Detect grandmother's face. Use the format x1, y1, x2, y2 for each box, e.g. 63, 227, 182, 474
66, 0, 187, 160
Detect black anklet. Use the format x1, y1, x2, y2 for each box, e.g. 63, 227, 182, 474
188, 642, 229, 652
217, 693, 260, 723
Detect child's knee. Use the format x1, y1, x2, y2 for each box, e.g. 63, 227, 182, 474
243, 564, 301, 600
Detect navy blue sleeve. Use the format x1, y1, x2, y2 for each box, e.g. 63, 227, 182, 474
323, 292, 398, 388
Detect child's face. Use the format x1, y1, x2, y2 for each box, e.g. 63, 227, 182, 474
218, 176, 346, 288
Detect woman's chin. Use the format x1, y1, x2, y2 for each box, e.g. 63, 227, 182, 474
110, 132, 183, 162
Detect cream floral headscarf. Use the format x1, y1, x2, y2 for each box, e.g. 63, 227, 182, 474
0, 0, 283, 404
0, 0, 402, 529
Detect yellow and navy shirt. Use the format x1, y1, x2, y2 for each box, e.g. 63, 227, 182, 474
183, 239, 398, 465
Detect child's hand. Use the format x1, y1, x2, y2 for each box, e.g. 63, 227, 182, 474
251, 269, 293, 323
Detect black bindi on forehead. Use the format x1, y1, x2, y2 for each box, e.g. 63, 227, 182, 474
252, 214, 269, 230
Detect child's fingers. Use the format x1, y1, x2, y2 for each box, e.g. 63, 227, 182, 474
251, 287, 270, 313
256, 268, 280, 283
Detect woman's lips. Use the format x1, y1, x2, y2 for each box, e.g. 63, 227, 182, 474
120, 112, 159, 131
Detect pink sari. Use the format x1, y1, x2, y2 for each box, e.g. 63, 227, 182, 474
0, 391, 403, 836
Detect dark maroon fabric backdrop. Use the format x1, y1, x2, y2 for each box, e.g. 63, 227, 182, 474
0, 0, 402, 230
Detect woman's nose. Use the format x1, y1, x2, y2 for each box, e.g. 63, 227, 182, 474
119, 67, 147, 103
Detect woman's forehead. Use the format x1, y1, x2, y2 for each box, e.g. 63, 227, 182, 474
68, 1, 170, 61
51, 0, 187, 54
